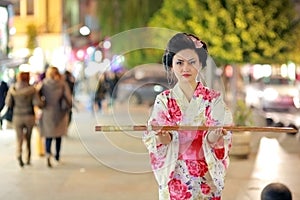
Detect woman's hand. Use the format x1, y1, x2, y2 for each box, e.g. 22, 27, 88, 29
207, 128, 227, 144
156, 131, 172, 145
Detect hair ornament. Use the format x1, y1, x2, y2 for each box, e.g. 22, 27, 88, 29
188, 36, 203, 49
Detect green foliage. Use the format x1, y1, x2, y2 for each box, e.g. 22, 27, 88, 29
233, 99, 253, 126
97, 0, 163, 36
96, 0, 164, 68
148, 0, 300, 65
123, 49, 163, 68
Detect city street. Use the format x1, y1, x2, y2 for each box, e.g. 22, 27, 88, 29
0, 98, 300, 200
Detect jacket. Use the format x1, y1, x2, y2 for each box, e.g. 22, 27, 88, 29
39, 78, 72, 137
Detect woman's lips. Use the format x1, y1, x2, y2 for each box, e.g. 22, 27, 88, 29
182, 74, 191, 77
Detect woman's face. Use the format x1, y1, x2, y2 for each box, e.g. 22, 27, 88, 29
172, 49, 201, 84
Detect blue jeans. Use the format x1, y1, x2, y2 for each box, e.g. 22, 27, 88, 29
45, 137, 62, 161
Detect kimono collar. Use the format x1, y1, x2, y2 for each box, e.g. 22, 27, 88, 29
172, 82, 203, 98
172, 82, 203, 104
173, 83, 186, 100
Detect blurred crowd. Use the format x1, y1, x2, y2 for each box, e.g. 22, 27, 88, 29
0, 63, 123, 168
0, 65, 75, 168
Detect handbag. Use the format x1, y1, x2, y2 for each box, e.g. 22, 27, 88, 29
59, 95, 72, 112
0, 105, 13, 122
1, 85, 16, 122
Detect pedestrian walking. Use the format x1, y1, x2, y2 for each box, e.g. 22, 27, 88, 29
38, 66, 72, 167
142, 33, 233, 199
94, 73, 107, 113
3, 72, 44, 167
0, 79, 9, 129
105, 71, 119, 107
33, 72, 47, 157
63, 70, 75, 125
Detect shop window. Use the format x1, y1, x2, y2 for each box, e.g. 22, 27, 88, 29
26, 0, 34, 15
13, 0, 34, 16
13, 0, 20, 15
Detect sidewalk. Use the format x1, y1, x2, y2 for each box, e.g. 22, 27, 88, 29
1, 102, 300, 200
0, 106, 158, 200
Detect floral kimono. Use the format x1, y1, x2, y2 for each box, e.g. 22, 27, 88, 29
143, 82, 233, 200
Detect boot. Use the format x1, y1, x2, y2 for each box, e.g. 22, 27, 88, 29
26, 152, 31, 165
47, 156, 52, 168
18, 156, 24, 167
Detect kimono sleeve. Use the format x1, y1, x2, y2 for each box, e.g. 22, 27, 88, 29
142, 93, 179, 190
205, 95, 233, 159
142, 93, 173, 165
211, 94, 233, 126
203, 95, 233, 190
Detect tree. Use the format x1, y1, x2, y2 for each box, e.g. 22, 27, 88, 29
148, 0, 300, 65
96, 0, 164, 67
97, 0, 163, 36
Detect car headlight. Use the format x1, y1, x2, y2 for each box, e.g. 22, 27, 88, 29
263, 88, 278, 101
153, 85, 164, 92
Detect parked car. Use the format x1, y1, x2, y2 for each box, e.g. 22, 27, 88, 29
245, 76, 300, 112
116, 64, 172, 106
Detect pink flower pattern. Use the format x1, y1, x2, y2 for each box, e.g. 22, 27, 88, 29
205, 106, 217, 126
167, 98, 182, 123
163, 90, 182, 123
194, 83, 220, 102
201, 182, 211, 195
168, 179, 192, 200
185, 160, 208, 177
150, 149, 165, 170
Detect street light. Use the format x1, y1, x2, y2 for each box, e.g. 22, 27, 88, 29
79, 25, 90, 36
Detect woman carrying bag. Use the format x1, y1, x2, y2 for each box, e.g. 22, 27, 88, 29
38, 66, 72, 167
4, 72, 44, 167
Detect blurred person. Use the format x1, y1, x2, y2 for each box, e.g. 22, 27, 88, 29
39, 66, 72, 167
64, 70, 75, 95
4, 72, 43, 167
94, 73, 107, 113
32, 72, 46, 157
64, 70, 75, 125
0, 79, 9, 129
261, 182, 292, 200
105, 71, 119, 107
143, 33, 233, 199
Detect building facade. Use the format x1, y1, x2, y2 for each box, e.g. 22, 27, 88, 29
9, 0, 100, 72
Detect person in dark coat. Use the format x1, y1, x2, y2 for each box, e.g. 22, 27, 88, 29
0, 80, 9, 129
94, 74, 107, 112
39, 66, 72, 167
105, 71, 119, 106
4, 72, 43, 167
63, 70, 75, 125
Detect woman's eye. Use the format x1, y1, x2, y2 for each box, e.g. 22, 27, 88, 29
189, 61, 196, 65
176, 61, 183, 65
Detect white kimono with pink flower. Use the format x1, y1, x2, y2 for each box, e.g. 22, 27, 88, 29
143, 82, 233, 200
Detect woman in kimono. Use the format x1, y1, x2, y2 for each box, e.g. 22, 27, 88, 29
143, 33, 233, 200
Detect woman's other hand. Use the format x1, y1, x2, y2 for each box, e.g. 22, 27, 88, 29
207, 128, 227, 144
156, 131, 172, 145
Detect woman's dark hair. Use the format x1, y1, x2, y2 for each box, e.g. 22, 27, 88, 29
261, 183, 292, 200
162, 33, 208, 71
